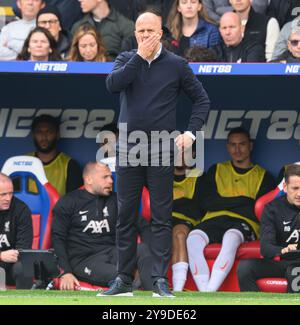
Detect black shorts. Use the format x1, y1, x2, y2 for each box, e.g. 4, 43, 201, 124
172, 216, 194, 230
194, 216, 257, 244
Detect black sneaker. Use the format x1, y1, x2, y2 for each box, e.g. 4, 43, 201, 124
97, 276, 133, 297
152, 278, 175, 298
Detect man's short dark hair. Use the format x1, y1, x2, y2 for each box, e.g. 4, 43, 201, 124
227, 127, 251, 141
285, 164, 300, 183
31, 114, 60, 132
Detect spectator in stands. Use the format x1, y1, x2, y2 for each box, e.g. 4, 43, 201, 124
17, 26, 61, 61
68, 23, 107, 62
202, 0, 232, 23
267, 0, 300, 28
52, 162, 152, 290
166, 0, 220, 57
185, 44, 217, 61
186, 127, 275, 292
146, 0, 175, 24
272, 16, 300, 61
0, 173, 33, 289
37, 5, 71, 58
0, 0, 45, 61
28, 114, 83, 196
213, 12, 265, 62
272, 26, 300, 63
238, 164, 300, 292
203, 0, 269, 22
71, 0, 134, 60
230, 0, 280, 62
14, 0, 83, 31
171, 151, 207, 292
109, 0, 147, 22
251, 0, 270, 15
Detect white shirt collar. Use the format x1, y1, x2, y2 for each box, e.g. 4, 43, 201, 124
146, 43, 162, 65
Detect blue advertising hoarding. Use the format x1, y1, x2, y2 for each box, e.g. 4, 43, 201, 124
0, 62, 299, 178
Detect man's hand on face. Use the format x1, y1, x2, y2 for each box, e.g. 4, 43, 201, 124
137, 33, 161, 60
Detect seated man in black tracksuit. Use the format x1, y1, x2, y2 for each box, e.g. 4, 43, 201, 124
52, 161, 152, 291
238, 164, 300, 292
0, 173, 33, 289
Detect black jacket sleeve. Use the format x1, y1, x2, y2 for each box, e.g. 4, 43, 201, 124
15, 201, 33, 250
106, 52, 144, 93
66, 159, 83, 193
260, 204, 283, 258
244, 42, 266, 62
51, 196, 74, 273
255, 171, 276, 199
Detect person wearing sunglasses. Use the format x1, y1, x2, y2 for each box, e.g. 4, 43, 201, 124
272, 26, 300, 63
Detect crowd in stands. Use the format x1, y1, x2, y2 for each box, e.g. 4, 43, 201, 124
1, 0, 300, 63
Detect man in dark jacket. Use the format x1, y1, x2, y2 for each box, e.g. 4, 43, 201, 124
214, 12, 265, 62
230, 0, 280, 61
238, 164, 300, 292
101, 8, 210, 298
36, 5, 71, 58
52, 162, 152, 291
71, 0, 134, 59
267, 0, 300, 28
0, 173, 33, 289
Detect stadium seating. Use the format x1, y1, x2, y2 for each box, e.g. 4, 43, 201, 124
1, 155, 60, 249
142, 182, 289, 292
253, 180, 287, 293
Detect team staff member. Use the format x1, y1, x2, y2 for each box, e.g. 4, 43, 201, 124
0, 173, 33, 289
238, 164, 300, 292
52, 162, 151, 291
102, 8, 210, 298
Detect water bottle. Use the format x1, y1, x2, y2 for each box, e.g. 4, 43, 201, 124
0, 267, 6, 291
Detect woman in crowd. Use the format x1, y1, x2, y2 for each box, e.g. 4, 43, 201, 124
68, 23, 107, 62
17, 27, 61, 61
167, 0, 220, 57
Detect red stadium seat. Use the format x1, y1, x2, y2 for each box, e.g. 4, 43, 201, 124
1, 156, 60, 249
252, 180, 287, 293
141, 180, 288, 292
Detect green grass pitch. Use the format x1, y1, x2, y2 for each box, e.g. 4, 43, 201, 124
0, 290, 300, 305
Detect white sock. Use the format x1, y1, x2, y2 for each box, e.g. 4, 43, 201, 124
206, 229, 244, 292
187, 229, 210, 292
172, 262, 189, 292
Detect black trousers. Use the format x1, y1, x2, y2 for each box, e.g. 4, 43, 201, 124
72, 244, 153, 289
238, 258, 298, 292
72, 247, 118, 286
0, 261, 33, 289
116, 164, 173, 284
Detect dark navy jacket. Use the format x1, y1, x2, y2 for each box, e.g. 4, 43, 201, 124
106, 47, 210, 136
